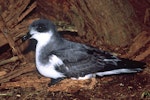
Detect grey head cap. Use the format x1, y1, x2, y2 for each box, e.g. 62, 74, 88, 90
29, 19, 57, 33
22, 19, 59, 42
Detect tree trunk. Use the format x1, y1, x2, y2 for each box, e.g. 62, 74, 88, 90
37, 0, 141, 47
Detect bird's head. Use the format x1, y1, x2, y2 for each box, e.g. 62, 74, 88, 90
22, 19, 59, 53
22, 19, 58, 42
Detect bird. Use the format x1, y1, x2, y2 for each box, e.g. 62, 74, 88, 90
22, 19, 145, 86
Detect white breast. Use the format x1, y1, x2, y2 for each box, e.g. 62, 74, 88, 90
36, 54, 65, 79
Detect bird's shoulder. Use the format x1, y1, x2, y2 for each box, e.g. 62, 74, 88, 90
52, 39, 106, 62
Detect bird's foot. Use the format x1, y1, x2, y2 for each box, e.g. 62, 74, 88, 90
48, 78, 64, 87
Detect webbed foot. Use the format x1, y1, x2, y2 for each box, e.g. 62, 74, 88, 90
48, 78, 65, 87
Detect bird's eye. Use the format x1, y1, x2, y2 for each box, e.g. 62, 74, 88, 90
36, 24, 47, 32
38, 26, 42, 29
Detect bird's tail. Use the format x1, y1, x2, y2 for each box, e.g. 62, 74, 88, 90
96, 58, 146, 77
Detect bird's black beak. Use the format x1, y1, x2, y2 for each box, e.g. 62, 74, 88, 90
22, 32, 32, 42
21, 32, 37, 53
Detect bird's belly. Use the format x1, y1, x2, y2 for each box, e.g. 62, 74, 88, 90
36, 65, 65, 79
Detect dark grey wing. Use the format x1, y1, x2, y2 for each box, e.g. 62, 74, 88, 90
53, 41, 120, 78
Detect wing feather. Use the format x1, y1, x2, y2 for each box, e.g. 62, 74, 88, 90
53, 41, 119, 78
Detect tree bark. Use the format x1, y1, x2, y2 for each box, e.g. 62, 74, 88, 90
37, 0, 141, 47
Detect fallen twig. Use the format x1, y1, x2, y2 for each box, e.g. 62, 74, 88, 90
0, 15, 25, 62
122, 31, 150, 61
0, 63, 35, 84
18, 1, 37, 23
0, 56, 19, 66
134, 46, 150, 61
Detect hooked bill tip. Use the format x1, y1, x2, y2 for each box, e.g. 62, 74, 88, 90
22, 32, 31, 42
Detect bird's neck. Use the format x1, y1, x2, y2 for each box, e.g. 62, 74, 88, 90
35, 39, 50, 67
35, 35, 64, 66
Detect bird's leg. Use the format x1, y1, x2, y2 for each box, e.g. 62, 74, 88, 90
48, 78, 65, 87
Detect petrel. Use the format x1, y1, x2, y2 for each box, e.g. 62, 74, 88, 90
22, 19, 145, 86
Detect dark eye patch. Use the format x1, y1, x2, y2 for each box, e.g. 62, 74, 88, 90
36, 23, 48, 32
30, 19, 55, 33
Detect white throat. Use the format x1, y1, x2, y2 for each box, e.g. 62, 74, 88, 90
30, 29, 53, 47
30, 30, 53, 66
